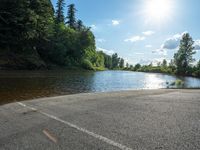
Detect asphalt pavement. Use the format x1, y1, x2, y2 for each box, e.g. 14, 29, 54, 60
0, 89, 200, 150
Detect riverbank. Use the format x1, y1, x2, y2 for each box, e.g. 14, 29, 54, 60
124, 66, 200, 79
1, 89, 200, 150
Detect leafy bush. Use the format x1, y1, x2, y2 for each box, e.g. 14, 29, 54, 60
81, 59, 94, 70
175, 79, 184, 86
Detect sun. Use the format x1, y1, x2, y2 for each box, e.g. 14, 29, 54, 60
144, 0, 173, 23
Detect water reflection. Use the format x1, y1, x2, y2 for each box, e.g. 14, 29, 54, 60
0, 70, 200, 105
143, 74, 166, 89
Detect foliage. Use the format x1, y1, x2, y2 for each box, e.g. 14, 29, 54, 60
162, 59, 167, 67
66, 4, 77, 29
55, 0, 65, 23
174, 33, 196, 75
103, 53, 112, 69
119, 58, 125, 69
125, 33, 200, 78
134, 64, 141, 71
0, 0, 127, 70
112, 53, 120, 69
0, 0, 54, 50
81, 59, 94, 70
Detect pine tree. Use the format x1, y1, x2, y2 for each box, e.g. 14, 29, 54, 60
77, 19, 83, 31
66, 4, 76, 29
119, 58, 125, 68
112, 53, 120, 68
55, 0, 65, 23
126, 63, 129, 68
162, 59, 167, 67
174, 33, 196, 74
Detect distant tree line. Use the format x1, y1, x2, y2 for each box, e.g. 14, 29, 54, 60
102, 52, 125, 69
0, 0, 125, 70
126, 33, 200, 77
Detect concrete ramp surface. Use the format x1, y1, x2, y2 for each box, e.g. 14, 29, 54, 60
0, 89, 200, 150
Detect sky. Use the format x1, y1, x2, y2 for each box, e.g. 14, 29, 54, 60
51, 0, 200, 65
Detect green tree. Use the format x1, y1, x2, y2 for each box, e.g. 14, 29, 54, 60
66, 4, 76, 29
162, 59, 167, 67
112, 53, 120, 68
103, 53, 112, 69
0, 0, 126, 71
126, 63, 129, 68
134, 63, 141, 71
157, 62, 161, 67
0, 0, 34, 49
0, 0, 54, 47
55, 0, 65, 23
197, 60, 200, 68
174, 33, 196, 74
119, 58, 125, 68
77, 19, 83, 31
194, 60, 200, 77
129, 65, 134, 70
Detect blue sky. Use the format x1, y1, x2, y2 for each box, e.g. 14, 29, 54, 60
51, 0, 200, 65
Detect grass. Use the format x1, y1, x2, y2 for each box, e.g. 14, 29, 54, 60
169, 79, 184, 87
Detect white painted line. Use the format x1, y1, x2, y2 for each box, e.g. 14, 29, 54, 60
17, 102, 133, 150
18, 102, 37, 111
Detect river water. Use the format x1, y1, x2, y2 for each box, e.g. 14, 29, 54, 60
0, 70, 200, 104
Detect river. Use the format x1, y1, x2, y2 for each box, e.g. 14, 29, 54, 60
0, 70, 200, 104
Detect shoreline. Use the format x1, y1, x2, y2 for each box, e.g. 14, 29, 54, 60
1, 88, 199, 106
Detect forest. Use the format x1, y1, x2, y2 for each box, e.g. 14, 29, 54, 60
0, 0, 124, 70
1, 0, 199, 77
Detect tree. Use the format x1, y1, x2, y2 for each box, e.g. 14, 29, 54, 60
157, 62, 161, 67
134, 63, 141, 71
66, 4, 76, 29
55, 0, 65, 23
119, 58, 125, 68
0, 0, 34, 48
0, 0, 54, 49
126, 63, 129, 68
0, 0, 126, 70
162, 59, 167, 67
112, 53, 120, 68
148, 62, 153, 67
197, 60, 200, 68
103, 53, 112, 69
129, 65, 134, 70
169, 59, 175, 67
174, 33, 196, 74
77, 19, 83, 31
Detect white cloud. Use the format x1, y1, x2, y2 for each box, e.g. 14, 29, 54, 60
112, 20, 120, 26
142, 31, 155, 36
152, 58, 168, 66
145, 45, 152, 48
90, 24, 97, 30
151, 31, 188, 56
97, 47, 114, 55
96, 39, 106, 43
124, 36, 146, 42
152, 48, 167, 56
161, 31, 187, 50
135, 52, 144, 55
138, 58, 168, 66
138, 59, 152, 65
194, 40, 200, 50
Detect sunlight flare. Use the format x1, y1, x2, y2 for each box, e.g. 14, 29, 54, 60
144, 0, 173, 23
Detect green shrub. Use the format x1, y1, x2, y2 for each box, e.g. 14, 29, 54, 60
175, 79, 184, 86
81, 59, 94, 70
170, 79, 184, 87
